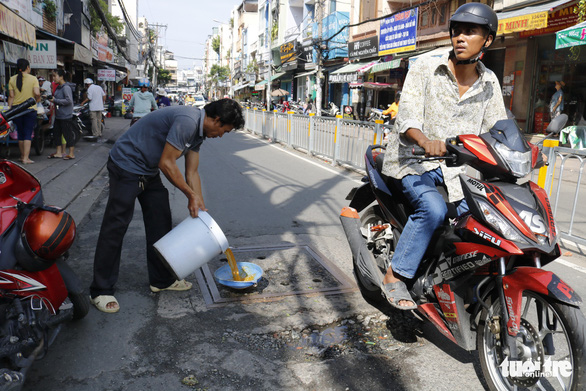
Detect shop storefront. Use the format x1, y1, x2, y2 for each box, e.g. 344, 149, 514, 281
495, 0, 578, 133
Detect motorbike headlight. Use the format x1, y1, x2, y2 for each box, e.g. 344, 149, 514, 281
476, 198, 528, 244
494, 142, 532, 178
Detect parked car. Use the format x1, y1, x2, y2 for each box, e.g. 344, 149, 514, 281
194, 95, 206, 108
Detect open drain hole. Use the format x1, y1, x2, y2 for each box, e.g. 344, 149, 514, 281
313, 279, 322, 283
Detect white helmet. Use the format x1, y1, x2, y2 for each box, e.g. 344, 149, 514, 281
84, 78, 94, 84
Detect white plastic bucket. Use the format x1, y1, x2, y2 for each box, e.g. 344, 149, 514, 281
153, 211, 229, 280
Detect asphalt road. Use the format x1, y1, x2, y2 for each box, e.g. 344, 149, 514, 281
21, 126, 586, 391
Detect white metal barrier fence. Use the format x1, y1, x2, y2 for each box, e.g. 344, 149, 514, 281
244, 109, 586, 247
244, 109, 386, 171
542, 143, 586, 247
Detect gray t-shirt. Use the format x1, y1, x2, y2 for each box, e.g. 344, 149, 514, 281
110, 106, 206, 175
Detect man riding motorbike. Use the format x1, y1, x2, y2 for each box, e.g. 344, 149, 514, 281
380, 3, 507, 309
128, 79, 157, 126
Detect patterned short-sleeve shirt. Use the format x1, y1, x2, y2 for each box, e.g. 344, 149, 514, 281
382, 52, 507, 201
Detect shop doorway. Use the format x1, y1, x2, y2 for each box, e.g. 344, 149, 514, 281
483, 48, 505, 87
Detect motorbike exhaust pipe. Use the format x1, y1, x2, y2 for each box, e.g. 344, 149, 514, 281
340, 207, 383, 288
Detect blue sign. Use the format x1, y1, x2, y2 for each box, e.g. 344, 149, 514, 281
313, 11, 349, 60
379, 8, 418, 56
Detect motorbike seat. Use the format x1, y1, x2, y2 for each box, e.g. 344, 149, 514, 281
374, 153, 458, 220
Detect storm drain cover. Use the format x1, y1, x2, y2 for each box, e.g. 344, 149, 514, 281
194, 244, 357, 307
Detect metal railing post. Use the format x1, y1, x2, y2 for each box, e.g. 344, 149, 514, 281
272, 109, 277, 142
287, 110, 294, 146
541, 139, 559, 195
308, 113, 315, 155
332, 114, 342, 166
374, 120, 383, 145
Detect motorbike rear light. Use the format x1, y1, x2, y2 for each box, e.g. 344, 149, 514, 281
494, 142, 532, 177
476, 198, 527, 244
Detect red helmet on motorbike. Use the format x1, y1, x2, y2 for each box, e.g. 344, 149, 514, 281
16, 208, 76, 271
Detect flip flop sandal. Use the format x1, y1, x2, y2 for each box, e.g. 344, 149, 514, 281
381, 281, 417, 310
47, 153, 61, 159
150, 279, 192, 293
63, 155, 75, 160
90, 295, 120, 313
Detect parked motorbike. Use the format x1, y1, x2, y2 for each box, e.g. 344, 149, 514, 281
340, 118, 586, 390
367, 106, 390, 124
73, 102, 105, 141
32, 94, 57, 156
321, 102, 341, 117
0, 98, 89, 390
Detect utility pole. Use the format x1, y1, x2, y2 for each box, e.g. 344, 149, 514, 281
266, 0, 273, 110
315, 0, 323, 116
149, 23, 167, 88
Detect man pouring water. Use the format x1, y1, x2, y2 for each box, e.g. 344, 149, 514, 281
90, 99, 245, 313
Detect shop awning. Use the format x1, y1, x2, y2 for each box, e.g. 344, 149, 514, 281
363, 82, 395, 90
369, 59, 402, 73
356, 61, 379, 74
408, 46, 452, 68
556, 20, 586, 49
331, 61, 372, 75
254, 80, 268, 90
37, 29, 74, 46
271, 72, 286, 81
234, 82, 255, 91
93, 59, 127, 73
73, 43, 93, 65
496, 0, 573, 35
294, 70, 317, 78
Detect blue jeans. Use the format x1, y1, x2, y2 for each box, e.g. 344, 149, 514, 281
391, 168, 468, 279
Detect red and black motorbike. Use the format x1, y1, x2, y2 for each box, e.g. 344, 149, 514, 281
340, 119, 586, 390
0, 98, 89, 390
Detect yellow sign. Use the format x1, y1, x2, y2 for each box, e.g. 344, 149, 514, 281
0, 3, 36, 46
497, 12, 548, 35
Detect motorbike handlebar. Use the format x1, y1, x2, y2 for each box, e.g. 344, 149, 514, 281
1, 98, 36, 122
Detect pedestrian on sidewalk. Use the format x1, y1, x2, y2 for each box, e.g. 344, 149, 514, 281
48, 69, 76, 160
549, 80, 565, 120
89, 98, 245, 313
128, 80, 157, 126
7, 58, 40, 164
80, 78, 105, 140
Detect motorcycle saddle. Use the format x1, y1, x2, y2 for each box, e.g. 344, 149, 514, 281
374, 153, 458, 221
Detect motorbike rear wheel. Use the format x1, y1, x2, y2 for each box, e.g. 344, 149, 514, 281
354, 206, 388, 302
33, 125, 44, 156
478, 291, 586, 390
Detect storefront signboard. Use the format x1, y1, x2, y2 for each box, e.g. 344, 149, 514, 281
91, 37, 114, 62
519, 4, 577, 38
329, 73, 358, 84
498, 12, 548, 35
280, 40, 298, 71
313, 11, 349, 60
27, 40, 56, 69
556, 21, 586, 49
98, 69, 116, 81
0, 3, 36, 46
379, 8, 418, 56
300, 44, 315, 69
349, 36, 379, 60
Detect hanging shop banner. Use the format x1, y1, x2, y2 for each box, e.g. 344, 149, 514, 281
349, 36, 379, 60
379, 8, 418, 56
98, 69, 116, 81
280, 40, 298, 71
0, 3, 36, 46
300, 44, 315, 69
27, 40, 56, 69
519, 3, 577, 38
73, 43, 93, 65
498, 12, 548, 35
2, 41, 27, 64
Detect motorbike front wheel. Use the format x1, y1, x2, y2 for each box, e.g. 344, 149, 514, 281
478, 291, 586, 390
